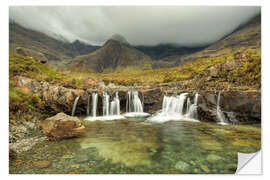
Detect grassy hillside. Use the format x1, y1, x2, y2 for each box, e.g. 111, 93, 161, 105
90, 49, 260, 91
9, 22, 100, 67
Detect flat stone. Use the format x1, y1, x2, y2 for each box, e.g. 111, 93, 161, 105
175, 160, 190, 171
62, 154, 74, 159
32, 160, 51, 168
206, 154, 223, 163
71, 164, 80, 169
200, 165, 210, 173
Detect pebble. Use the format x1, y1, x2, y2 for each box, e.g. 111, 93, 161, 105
206, 154, 223, 163
200, 165, 210, 173
175, 160, 190, 171
32, 160, 52, 168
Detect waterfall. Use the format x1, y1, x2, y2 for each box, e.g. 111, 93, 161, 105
71, 96, 80, 116
217, 92, 228, 125
124, 90, 150, 117
126, 90, 143, 113
186, 93, 199, 119
162, 93, 188, 115
103, 92, 110, 116
86, 95, 90, 116
92, 92, 98, 117
126, 91, 132, 112
85, 91, 124, 121
142, 93, 144, 110
126, 91, 129, 113
194, 93, 199, 105
186, 97, 191, 113
147, 92, 199, 123
133, 91, 143, 112
110, 92, 120, 115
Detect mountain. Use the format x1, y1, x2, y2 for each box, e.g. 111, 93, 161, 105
9, 21, 100, 64
71, 34, 152, 72
174, 14, 261, 66
135, 44, 206, 60
9, 13, 260, 71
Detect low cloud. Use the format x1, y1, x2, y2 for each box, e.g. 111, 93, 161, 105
9, 6, 260, 46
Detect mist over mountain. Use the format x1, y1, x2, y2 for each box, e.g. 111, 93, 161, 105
9, 6, 260, 46
9, 7, 261, 72
9, 21, 100, 67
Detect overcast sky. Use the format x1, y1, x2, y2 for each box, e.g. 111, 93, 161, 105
9, 6, 260, 46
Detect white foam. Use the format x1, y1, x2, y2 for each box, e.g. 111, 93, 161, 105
147, 113, 199, 123
123, 112, 150, 118
84, 115, 125, 121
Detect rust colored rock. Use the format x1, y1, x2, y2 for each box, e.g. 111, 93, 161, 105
41, 112, 85, 139
16, 47, 48, 64
32, 160, 52, 168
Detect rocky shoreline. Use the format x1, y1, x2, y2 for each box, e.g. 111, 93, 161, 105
15, 75, 261, 123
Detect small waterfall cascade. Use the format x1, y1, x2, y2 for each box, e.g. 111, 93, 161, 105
71, 96, 80, 116
186, 98, 191, 113
102, 92, 110, 116
124, 90, 150, 117
186, 93, 199, 119
162, 93, 188, 115
216, 92, 228, 125
92, 92, 98, 117
126, 90, 132, 112
85, 91, 124, 121
110, 92, 120, 115
126, 90, 144, 113
86, 95, 90, 116
133, 91, 143, 113
147, 92, 199, 123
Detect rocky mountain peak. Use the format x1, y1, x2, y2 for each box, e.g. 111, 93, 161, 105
110, 33, 129, 45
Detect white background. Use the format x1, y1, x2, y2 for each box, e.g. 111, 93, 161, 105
1, 0, 269, 179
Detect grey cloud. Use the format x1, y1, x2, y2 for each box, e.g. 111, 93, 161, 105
9, 6, 260, 46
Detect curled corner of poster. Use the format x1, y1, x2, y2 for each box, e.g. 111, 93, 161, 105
235, 150, 262, 175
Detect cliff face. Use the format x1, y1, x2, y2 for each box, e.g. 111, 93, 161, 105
15, 76, 261, 124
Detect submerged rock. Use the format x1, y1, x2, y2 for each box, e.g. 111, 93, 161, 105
175, 160, 190, 171
200, 164, 210, 173
32, 160, 52, 168
9, 136, 47, 154
206, 154, 223, 163
41, 112, 86, 140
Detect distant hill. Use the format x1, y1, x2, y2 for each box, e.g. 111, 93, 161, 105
173, 14, 261, 66
9, 21, 100, 66
71, 34, 152, 72
9, 14, 260, 71
135, 44, 206, 60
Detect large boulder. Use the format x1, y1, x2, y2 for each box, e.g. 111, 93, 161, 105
16, 47, 48, 64
41, 112, 85, 139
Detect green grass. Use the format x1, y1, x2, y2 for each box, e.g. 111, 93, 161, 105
9, 54, 87, 89
90, 49, 260, 90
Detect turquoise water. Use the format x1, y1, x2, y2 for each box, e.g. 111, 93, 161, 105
9, 117, 261, 174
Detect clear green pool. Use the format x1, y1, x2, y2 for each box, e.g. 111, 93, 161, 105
9, 117, 261, 174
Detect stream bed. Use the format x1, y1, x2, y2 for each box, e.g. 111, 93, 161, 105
9, 117, 261, 174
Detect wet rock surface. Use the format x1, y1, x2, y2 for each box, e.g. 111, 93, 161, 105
9, 136, 48, 154
15, 76, 261, 123
41, 112, 86, 139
